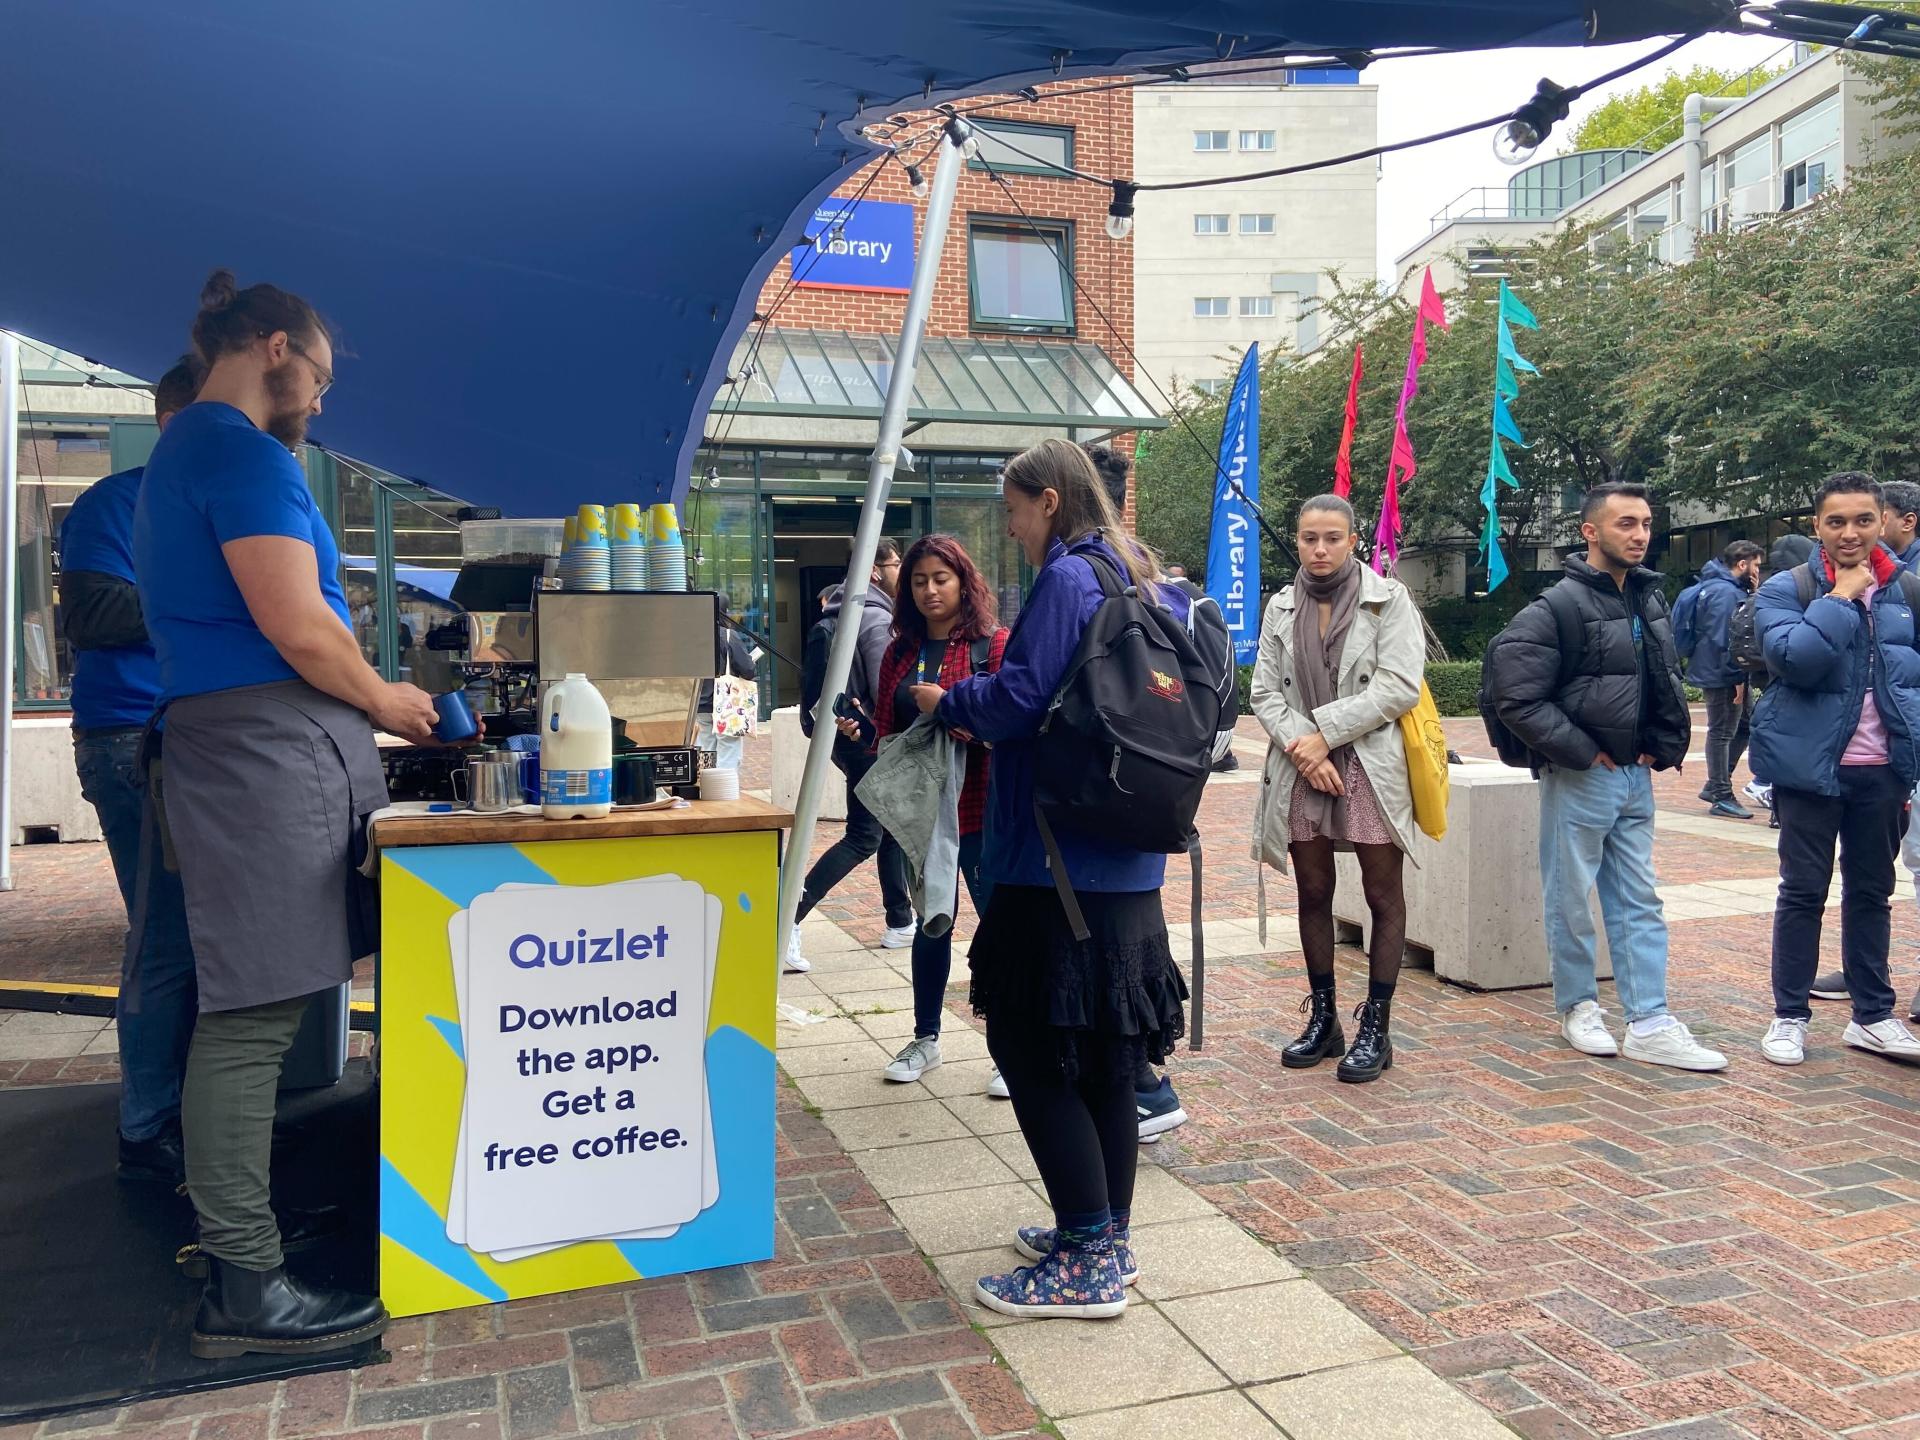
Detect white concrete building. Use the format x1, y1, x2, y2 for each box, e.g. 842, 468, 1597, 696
1132, 66, 1378, 401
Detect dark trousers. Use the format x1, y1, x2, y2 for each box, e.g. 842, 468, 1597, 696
910, 830, 989, 1037
1701, 685, 1752, 802
796, 748, 912, 930
1773, 765, 1904, 1024
73, 730, 199, 1141
987, 1023, 1137, 1224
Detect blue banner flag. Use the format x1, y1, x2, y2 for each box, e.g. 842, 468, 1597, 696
1207, 344, 1261, 665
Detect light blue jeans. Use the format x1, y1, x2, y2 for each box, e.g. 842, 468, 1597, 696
694, 714, 744, 770
1538, 762, 1670, 1022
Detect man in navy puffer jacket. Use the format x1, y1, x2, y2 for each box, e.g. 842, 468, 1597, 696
1685, 542, 1763, 819
1752, 472, 1920, 1068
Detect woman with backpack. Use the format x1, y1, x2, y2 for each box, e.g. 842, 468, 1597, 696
868, 534, 1009, 1095
1251, 494, 1425, 1084
924, 439, 1190, 1319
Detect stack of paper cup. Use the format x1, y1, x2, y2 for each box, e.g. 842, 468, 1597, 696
697, 766, 740, 802
558, 505, 610, 591
645, 503, 687, 591
610, 503, 646, 591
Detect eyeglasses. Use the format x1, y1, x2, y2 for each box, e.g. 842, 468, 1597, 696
285, 338, 334, 398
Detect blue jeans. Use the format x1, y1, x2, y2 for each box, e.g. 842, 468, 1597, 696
912, 830, 990, 1038
1538, 762, 1670, 1023
73, 730, 198, 1140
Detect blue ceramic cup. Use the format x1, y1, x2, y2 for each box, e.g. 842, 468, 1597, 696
432, 690, 479, 743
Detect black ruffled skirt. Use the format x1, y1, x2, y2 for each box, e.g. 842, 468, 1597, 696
968, 883, 1188, 1083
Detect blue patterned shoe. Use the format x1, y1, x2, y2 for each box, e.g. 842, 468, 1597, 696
1012, 1225, 1138, 1285
975, 1244, 1128, 1319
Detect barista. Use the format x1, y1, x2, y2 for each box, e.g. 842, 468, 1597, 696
134, 270, 437, 1359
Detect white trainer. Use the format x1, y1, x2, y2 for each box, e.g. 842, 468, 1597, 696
986, 1067, 1010, 1099
1623, 1019, 1728, 1072
881, 923, 917, 950
1561, 1000, 1619, 1057
783, 929, 811, 974
1761, 1017, 1808, 1066
884, 1035, 942, 1082
1844, 1017, 1920, 1063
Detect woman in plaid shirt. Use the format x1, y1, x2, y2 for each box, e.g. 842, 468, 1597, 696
867, 534, 1008, 1088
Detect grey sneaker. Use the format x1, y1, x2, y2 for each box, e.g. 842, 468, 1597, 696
884, 1035, 942, 1083
1810, 970, 1849, 1001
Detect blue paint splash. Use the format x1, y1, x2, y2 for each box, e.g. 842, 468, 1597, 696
385, 843, 555, 909
378, 1158, 508, 1303
425, 1014, 464, 1063
736, 892, 752, 912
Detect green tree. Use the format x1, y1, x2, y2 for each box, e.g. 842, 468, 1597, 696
1563, 62, 1783, 154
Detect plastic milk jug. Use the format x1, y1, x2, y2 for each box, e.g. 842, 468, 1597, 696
539, 673, 613, 818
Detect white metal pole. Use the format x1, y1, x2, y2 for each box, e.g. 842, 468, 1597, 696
1, 332, 20, 890
777, 119, 970, 963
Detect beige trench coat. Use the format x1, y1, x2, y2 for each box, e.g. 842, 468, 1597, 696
1250, 565, 1425, 876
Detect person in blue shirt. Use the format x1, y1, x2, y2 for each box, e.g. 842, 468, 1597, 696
926, 438, 1188, 1321
135, 270, 436, 1361
59, 357, 202, 1185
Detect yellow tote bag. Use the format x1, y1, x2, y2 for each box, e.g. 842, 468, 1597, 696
1400, 681, 1450, 840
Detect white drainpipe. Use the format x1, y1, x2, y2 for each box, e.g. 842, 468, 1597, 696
1678, 92, 1743, 262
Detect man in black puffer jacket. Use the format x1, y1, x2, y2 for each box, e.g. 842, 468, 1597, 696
1487, 483, 1726, 1073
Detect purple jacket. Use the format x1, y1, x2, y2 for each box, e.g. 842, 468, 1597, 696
940, 535, 1191, 893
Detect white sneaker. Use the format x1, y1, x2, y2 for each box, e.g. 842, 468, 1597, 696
881, 923, 917, 950
1622, 1019, 1729, 1072
1561, 1000, 1619, 1057
1844, 1017, 1920, 1063
986, 1068, 1010, 1099
783, 930, 811, 974
1761, 1017, 1808, 1066
884, 1035, 941, 1083
1743, 780, 1773, 810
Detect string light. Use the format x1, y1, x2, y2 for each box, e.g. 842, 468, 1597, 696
1493, 78, 1573, 165
1104, 181, 1136, 240
904, 162, 930, 199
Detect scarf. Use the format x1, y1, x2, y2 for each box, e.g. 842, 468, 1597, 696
1819, 543, 1898, 588
1290, 558, 1363, 836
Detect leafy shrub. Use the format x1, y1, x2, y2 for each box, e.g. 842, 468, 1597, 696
1424, 660, 1483, 718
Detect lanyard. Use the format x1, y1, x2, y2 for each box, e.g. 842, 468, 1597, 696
916, 643, 943, 685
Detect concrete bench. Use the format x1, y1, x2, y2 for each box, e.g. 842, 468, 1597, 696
769, 705, 846, 821
1333, 763, 1611, 990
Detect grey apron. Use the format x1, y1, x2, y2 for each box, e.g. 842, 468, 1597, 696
159, 679, 388, 1014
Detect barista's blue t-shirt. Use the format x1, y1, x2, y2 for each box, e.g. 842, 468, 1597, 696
59, 467, 163, 729
133, 403, 352, 702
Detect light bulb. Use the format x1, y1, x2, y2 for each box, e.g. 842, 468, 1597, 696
905, 163, 929, 200
945, 116, 980, 159
1105, 180, 1137, 241
1492, 119, 1542, 166
960, 134, 981, 160
1105, 211, 1134, 240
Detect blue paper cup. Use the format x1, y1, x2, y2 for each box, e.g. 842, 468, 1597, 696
432, 690, 480, 743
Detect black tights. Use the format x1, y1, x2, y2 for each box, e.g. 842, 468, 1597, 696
1289, 839, 1406, 989
987, 1023, 1137, 1223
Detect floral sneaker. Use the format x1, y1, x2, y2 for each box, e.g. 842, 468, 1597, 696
1013, 1224, 1139, 1286
975, 1243, 1127, 1319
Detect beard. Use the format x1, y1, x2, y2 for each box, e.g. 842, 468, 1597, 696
264, 361, 310, 449
1595, 535, 1645, 572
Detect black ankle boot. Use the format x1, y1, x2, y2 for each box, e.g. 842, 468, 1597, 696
1282, 989, 1346, 1068
191, 1257, 387, 1358
1336, 998, 1394, 1083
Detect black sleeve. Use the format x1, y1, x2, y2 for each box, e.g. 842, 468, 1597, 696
59, 570, 149, 650
1488, 595, 1600, 770
799, 626, 828, 737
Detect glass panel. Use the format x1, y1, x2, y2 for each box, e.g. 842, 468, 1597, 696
1193, 130, 1228, 151
18, 422, 111, 703
1240, 214, 1274, 234
1193, 214, 1228, 234
1780, 95, 1839, 169
687, 489, 758, 630
1240, 296, 1274, 317
1239, 130, 1275, 151
1725, 134, 1772, 196
970, 224, 1071, 328
930, 458, 1025, 629
970, 120, 1073, 176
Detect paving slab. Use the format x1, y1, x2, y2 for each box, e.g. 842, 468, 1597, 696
774, 1038, 896, 1078
890, 1181, 1047, 1257
988, 1305, 1227, 1417
938, 1091, 1025, 1136
1248, 1355, 1514, 1439
820, 1099, 971, 1153
858, 1137, 1019, 1199
1160, 1281, 1399, 1384
1129, 1215, 1301, 1300
1059, 1389, 1284, 1439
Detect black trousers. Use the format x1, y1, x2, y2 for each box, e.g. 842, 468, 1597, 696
1773, 765, 1904, 1024
795, 748, 913, 930
1701, 685, 1751, 802
986, 1021, 1137, 1225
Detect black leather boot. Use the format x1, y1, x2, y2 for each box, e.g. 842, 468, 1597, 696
119, 1127, 185, 1185
1282, 988, 1345, 1069
190, 1257, 387, 1358
1336, 998, 1394, 1084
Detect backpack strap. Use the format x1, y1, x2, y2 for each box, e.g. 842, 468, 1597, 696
1073, 544, 1127, 598
1539, 581, 1584, 691
1188, 836, 1205, 1052
1032, 802, 1092, 942
1794, 562, 1816, 607
968, 635, 993, 676
1897, 570, 1920, 615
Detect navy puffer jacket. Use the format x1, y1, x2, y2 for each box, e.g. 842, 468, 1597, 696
1749, 545, 1920, 796
1682, 558, 1752, 690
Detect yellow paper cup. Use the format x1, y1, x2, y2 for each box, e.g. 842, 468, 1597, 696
611, 503, 643, 543
575, 504, 607, 543
563, 516, 578, 546
648, 502, 681, 543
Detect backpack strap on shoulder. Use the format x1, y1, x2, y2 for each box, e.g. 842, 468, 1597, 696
1074, 546, 1126, 599
1897, 570, 1920, 614
968, 635, 993, 676
1540, 582, 1583, 689
1794, 562, 1817, 606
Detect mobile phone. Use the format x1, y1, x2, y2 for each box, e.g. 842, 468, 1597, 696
832, 693, 861, 722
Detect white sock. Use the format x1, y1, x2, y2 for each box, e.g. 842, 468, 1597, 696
1628, 1014, 1679, 1039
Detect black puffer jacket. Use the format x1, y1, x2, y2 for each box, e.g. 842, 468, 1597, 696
1487, 555, 1692, 772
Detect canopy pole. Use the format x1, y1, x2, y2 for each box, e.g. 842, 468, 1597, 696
1, 332, 20, 890
777, 118, 970, 968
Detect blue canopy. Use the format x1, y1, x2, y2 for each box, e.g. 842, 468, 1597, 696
2, 1, 1723, 516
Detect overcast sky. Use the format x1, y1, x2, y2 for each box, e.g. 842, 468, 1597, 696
1371, 31, 1797, 279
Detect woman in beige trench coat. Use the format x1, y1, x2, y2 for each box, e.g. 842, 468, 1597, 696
1250, 494, 1425, 1083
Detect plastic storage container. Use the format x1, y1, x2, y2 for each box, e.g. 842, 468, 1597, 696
539, 673, 613, 818
460, 517, 565, 565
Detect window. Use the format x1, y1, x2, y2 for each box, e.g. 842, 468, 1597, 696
1239, 296, 1275, 317
1193, 130, 1229, 151
1192, 378, 1228, 397
1780, 95, 1839, 211
1240, 213, 1275, 235
1240, 129, 1275, 151
968, 120, 1075, 178
1193, 213, 1230, 235
1193, 297, 1229, 318
1723, 134, 1773, 222
968, 219, 1074, 332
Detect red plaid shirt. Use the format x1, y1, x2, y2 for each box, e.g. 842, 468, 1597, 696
873, 627, 1008, 835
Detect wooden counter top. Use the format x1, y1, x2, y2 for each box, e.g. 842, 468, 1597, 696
372, 797, 792, 849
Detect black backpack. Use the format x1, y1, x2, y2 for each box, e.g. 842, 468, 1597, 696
1479, 583, 1582, 768
1032, 546, 1221, 939
1168, 577, 1240, 733
1734, 563, 1920, 675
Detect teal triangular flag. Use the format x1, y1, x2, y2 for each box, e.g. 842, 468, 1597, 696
1498, 280, 1538, 330
1487, 537, 1510, 591
1494, 395, 1527, 447
1498, 318, 1539, 374
1496, 354, 1520, 399
1489, 437, 1519, 488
